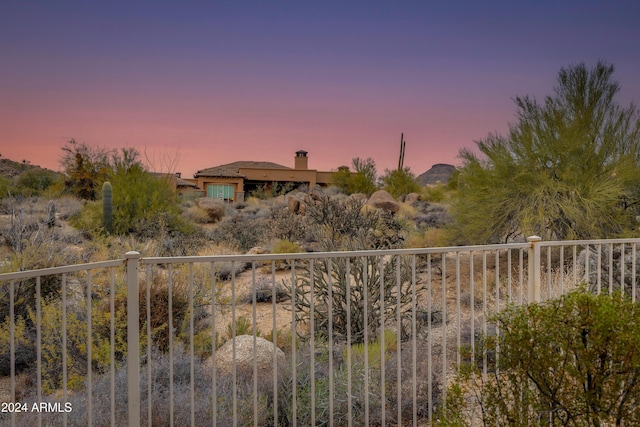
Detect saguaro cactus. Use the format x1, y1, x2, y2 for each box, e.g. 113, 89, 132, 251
102, 181, 113, 233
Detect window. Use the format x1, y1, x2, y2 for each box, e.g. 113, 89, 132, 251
207, 184, 235, 201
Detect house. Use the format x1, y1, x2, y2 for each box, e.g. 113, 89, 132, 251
149, 172, 202, 201
187, 151, 335, 202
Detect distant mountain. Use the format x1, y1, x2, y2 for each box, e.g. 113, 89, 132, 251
417, 163, 456, 185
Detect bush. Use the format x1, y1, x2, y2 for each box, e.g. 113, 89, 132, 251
446, 288, 640, 426
332, 157, 378, 196
381, 167, 421, 198
282, 335, 439, 426
289, 252, 414, 345
68, 147, 194, 240
211, 211, 270, 252
272, 239, 303, 254
13, 168, 63, 197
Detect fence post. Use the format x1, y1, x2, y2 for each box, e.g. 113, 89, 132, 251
125, 251, 141, 427
527, 236, 542, 303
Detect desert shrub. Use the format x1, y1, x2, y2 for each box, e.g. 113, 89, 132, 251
211, 212, 270, 252
381, 167, 421, 198
444, 288, 640, 426
182, 204, 211, 224
0, 175, 11, 197
396, 202, 418, 221
55, 195, 83, 220
0, 316, 35, 376
68, 148, 194, 240
21, 295, 105, 393
413, 202, 453, 229
264, 328, 293, 355
12, 168, 63, 197
304, 191, 406, 250
272, 239, 303, 254
333, 158, 378, 196
290, 252, 414, 345
11, 346, 220, 427
288, 192, 413, 344
0, 206, 81, 322
269, 208, 312, 243
422, 184, 449, 203
578, 243, 640, 296
239, 276, 288, 304
282, 335, 439, 426
406, 228, 452, 248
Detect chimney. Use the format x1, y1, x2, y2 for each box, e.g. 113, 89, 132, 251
295, 150, 308, 170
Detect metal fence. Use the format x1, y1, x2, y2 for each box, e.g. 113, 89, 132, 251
1, 237, 639, 426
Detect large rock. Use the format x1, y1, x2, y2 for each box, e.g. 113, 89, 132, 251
287, 197, 300, 214
367, 190, 400, 214
195, 197, 226, 222
404, 192, 421, 205
213, 335, 286, 382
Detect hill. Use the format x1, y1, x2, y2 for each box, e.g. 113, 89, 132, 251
416, 163, 455, 185
0, 157, 53, 180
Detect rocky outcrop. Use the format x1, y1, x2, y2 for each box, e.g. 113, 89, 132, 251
417, 164, 456, 185
367, 190, 400, 214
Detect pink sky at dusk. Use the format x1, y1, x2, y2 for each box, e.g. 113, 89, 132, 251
2, 1, 639, 178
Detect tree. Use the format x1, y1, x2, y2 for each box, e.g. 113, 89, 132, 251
453, 62, 640, 243
60, 139, 112, 200
381, 167, 420, 198
332, 157, 378, 196
70, 147, 191, 239
448, 289, 640, 426
107, 148, 187, 237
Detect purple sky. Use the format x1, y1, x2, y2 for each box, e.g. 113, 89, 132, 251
1, 1, 639, 178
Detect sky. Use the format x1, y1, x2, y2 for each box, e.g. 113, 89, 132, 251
1, 1, 639, 178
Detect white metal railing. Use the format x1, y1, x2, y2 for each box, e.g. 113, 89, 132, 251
1, 237, 640, 426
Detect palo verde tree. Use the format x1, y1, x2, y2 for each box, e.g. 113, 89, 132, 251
332, 157, 378, 196
452, 62, 640, 243
381, 166, 421, 198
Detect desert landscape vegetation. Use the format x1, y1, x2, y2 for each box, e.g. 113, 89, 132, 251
3, 62, 640, 425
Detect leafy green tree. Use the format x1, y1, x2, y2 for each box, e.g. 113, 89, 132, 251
60, 139, 112, 200
332, 157, 378, 196
381, 167, 421, 198
449, 289, 640, 426
71, 147, 191, 238
108, 148, 188, 237
453, 62, 640, 243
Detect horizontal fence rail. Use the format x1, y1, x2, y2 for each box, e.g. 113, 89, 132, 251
1, 237, 639, 426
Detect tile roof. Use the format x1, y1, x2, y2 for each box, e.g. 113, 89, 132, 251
194, 161, 290, 178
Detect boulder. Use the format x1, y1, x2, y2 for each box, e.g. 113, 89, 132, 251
247, 246, 268, 255
404, 192, 421, 205
195, 197, 226, 222
367, 190, 400, 214
212, 335, 286, 382
287, 197, 300, 214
